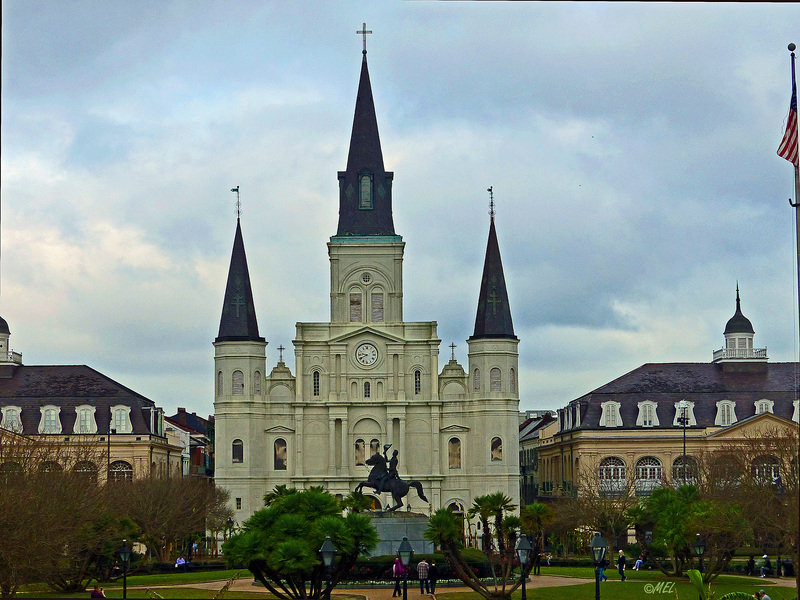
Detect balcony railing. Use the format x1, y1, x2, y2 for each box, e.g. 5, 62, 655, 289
3, 351, 22, 364
713, 347, 767, 361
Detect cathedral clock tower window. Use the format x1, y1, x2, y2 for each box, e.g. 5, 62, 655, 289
359, 173, 373, 209
350, 293, 363, 322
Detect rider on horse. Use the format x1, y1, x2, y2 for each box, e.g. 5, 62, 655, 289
376, 444, 399, 493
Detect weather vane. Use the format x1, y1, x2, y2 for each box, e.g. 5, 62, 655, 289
357, 22, 372, 54
231, 186, 240, 219
487, 186, 495, 219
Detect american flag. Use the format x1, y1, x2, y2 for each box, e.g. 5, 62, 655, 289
777, 80, 798, 166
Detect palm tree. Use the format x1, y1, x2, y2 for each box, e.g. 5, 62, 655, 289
484, 492, 517, 556
468, 495, 495, 554
521, 502, 555, 566
340, 491, 375, 514
263, 484, 298, 507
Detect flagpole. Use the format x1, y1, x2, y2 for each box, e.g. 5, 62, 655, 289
785, 41, 800, 596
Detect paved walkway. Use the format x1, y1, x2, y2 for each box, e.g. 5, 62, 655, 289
138, 573, 797, 599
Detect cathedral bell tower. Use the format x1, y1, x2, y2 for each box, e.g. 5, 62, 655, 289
328, 48, 404, 325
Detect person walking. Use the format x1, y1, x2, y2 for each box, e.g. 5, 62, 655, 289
428, 561, 439, 594
617, 550, 627, 581
533, 552, 541, 576
392, 558, 403, 597
598, 557, 609, 582
417, 558, 430, 594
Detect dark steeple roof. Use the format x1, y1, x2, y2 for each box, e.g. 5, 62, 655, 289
724, 285, 754, 335
470, 216, 516, 340
335, 52, 395, 237
216, 219, 264, 343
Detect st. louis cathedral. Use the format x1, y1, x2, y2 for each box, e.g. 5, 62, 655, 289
213, 47, 521, 522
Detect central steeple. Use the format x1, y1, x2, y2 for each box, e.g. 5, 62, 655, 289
335, 50, 395, 237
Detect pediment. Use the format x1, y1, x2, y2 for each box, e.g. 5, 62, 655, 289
327, 326, 406, 345
707, 412, 797, 439
265, 425, 295, 434
440, 424, 470, 433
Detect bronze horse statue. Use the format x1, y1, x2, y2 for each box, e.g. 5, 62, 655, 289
354, 452, 428, 512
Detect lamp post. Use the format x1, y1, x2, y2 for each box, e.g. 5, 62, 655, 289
515, 535, 533, 600
106, 427, 116, 482
677, 401, 689, 485
319, 536, 337, 600
589, 532, 607, 600
397, 536, 414, 600
693, 534, 705, 575
117, 539, 131, 599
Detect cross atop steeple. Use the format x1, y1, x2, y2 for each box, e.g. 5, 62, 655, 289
357, 22, 372, 54
277, 345, 285, 363
449, 342, 457, 361
487, 186, 495, 220
231, 186, 240, 219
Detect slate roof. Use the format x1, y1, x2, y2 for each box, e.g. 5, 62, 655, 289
567, 362, 799, 430
470, 216, 516, 340
0, 365, 159, 436
335, 52, 396, 237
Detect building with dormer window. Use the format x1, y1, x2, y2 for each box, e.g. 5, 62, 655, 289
213, 48, 521, 522
536, 287, 798, 499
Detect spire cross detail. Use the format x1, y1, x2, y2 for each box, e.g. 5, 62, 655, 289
487, 186, 495, 219
449, 342, 457, 361
357, 23, 372, 53
277, 345, 285, 362
231, 292, 245, 318
488, 287, 502, 315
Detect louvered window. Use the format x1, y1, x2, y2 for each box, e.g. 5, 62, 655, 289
490, 368, 501, 391
350, 293, 362, 322
473, 369, 480, 391
371, 293, 384, 322
232, 370, 244, 395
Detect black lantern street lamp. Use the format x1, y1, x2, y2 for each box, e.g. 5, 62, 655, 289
515, 535, 533, 600
693, 534, 705, 574
319, 536, 337, 600
397, 536, 414, 600
589, 532, 607, 600
117, 540, 131, 599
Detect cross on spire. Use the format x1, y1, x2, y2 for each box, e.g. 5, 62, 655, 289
357, 22, 372, 54
277, 345, 285, 363
487, 186, 495, 220
449, 342, 457, 361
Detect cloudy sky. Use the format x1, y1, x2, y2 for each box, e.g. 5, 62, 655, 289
2, 1, 799, 418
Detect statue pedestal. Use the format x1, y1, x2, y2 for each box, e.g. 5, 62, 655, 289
367, 512, 434, 557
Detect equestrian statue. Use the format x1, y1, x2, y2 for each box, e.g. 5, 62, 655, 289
354, 444, 428, 511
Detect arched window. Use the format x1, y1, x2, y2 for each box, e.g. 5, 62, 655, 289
715, 400, 736, 426
753, 455, 780, 484
473, 369, 480, 391
414, 370, 421, 395
370, 439, 380, 456
490, 368, 501, 392
359, 173, 373, 209
232, 439, 244, 463
109, 460, 133, 482
350, 292, 363, 322
1, 407, 22, 433
75, 406, 95, 434
232, 371, 244, 395
635, 457, 663, 496
364, 381, 371, 398
509, 368, 516, 392
710, 454, 740, 487
371, 292, 384, 322
313, 371, 321, 396
672, 456, 698, 484
448, 438, 461, 469
217, 371, 223, 396
40, 460, 62, 474
354, 439, 366, 466
491, 437, 502, 461
599, 457, 626, 496
74, 461, 98, 484
253, 371, 261, 395
274, 439, 287, 470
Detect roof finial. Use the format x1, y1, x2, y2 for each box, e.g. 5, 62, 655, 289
231, 186, 241, 219
357, 22, 372, 55
449, 342, 457, 361
487, 186, 495, 220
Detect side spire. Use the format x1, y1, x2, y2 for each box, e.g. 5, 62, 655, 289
335, 38, 395, 237
470, 190, 516, 340
216, 192, 264, 342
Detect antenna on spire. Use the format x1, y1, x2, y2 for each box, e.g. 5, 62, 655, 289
357, 22, 372, 55
487, 186, 495, 220
231, 186, 241, 219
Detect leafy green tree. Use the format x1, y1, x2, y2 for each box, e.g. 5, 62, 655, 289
520, 502, 554, 565
223, 489, 377, 600
339, 490, 375, 514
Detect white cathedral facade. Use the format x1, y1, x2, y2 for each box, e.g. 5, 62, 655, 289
214, 49, 521, 523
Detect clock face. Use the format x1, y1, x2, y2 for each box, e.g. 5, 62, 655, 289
356, 342, 378, 366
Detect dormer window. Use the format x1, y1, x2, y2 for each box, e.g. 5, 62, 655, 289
793, 400, 799, 423
636, 401, 659, 427
599, 401, 622, 428
715, 400, 737, 426
673, 401, 696, 427
74, 405, 98, 434
111, 405, 132, 434
1, 406, 23, 433
359, 174, 373, 209
754, 399, 774, 415
39, 406, 61, 434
